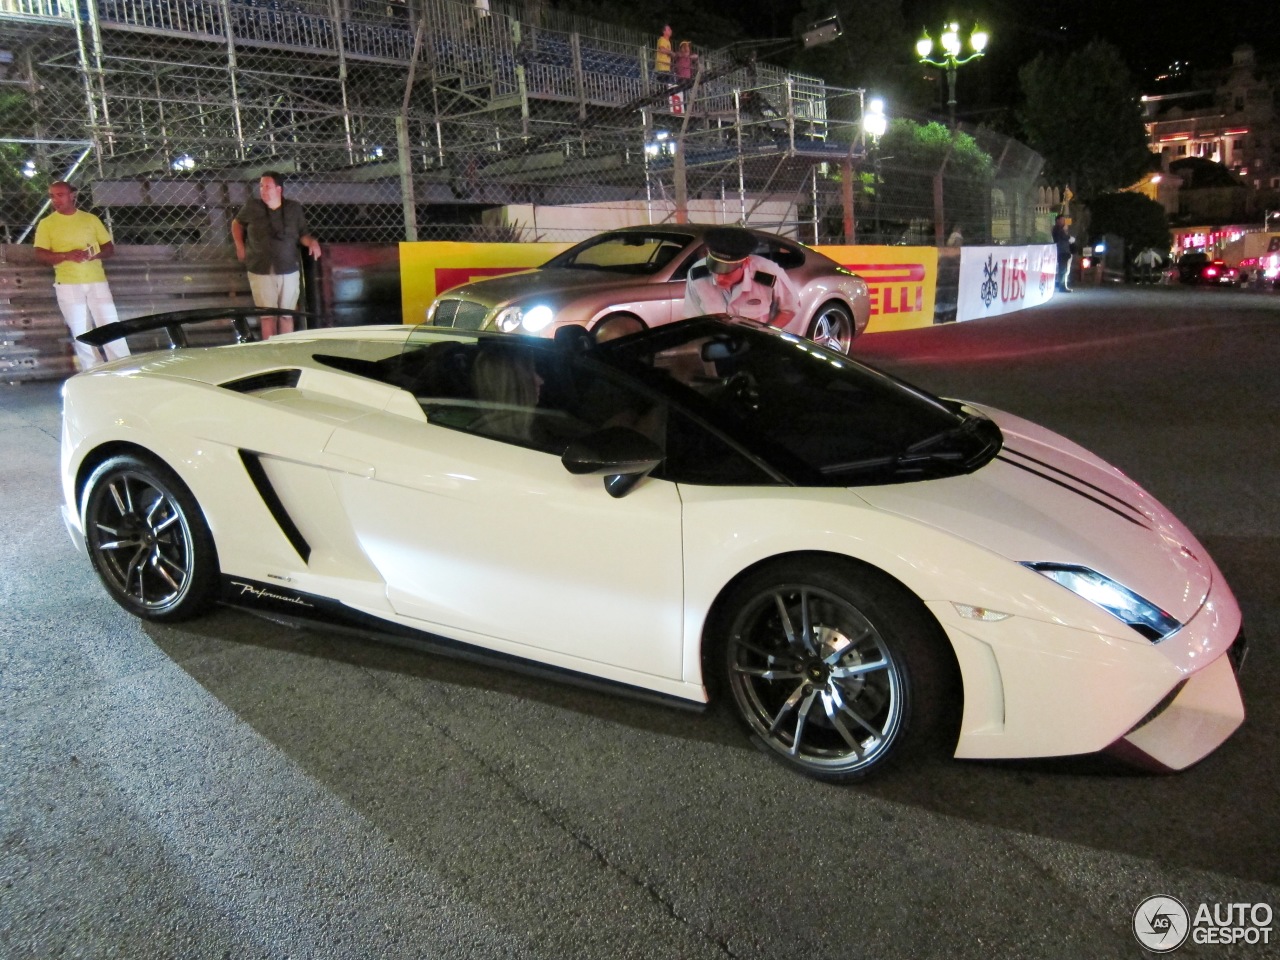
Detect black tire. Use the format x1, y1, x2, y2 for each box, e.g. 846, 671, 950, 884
710, 558, 957, 782
806, 301, 855, 355
592, 313, 646, 342
81, 453, 219, 622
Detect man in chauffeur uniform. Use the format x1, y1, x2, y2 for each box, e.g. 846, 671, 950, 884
683, 226, 800, 329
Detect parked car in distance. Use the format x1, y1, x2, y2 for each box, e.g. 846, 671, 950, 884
1176, 252, 1239, 286
426, 224, 871, 355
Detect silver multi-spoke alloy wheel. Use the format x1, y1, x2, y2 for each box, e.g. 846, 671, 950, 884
807, 302, 855, 355
82, 454, 218, 621
726, 580, 906, 778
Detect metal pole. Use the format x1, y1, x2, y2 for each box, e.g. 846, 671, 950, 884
734, 89, 746, 223
218, 0, 247, 161
786, 77, 795, 154
841, 158, 854, 243
329, 0, 355, 165
641, 108, 655, 224
398, 19, 428, 242
81, 0, 112, 169
874, 151, 881, 242
673, 58, 704, 226
68, 0, 105, 176
947, 61, 957, 131
811, 164, 819, 244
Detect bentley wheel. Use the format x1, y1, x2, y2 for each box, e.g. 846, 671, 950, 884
81, 454, 219, 622
593, 313, 646, 342
714, 559, 954, 782
807, 302, 855, 355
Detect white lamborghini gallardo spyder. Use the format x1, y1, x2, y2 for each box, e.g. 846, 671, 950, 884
60, 309, 1246, 781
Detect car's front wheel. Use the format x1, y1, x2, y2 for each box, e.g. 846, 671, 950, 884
712, 559, 956, 782
81, 453, 219, 622
807, 302, 855, 355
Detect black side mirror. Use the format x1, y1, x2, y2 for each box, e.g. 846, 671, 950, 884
561, 426, 664, 498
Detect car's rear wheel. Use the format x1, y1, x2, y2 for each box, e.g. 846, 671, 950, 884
593, 313, 646, 342
807, 302, 855, 355
712, 559, 956, 782
81, 453, 219, 622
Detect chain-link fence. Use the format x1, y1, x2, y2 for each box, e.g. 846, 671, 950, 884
2, 0, 1050, 250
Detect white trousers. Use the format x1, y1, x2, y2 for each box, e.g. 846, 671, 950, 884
55, 281, 129, 370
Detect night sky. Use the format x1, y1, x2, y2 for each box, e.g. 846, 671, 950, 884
737, 1, 1280, 82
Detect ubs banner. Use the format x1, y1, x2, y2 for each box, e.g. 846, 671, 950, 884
956, 244, 1057, 322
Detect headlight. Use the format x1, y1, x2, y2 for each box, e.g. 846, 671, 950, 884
521, 304, 554, 332
1022, 563, 1182, 642
494, 306, 523, 333
494, 304, 555, 333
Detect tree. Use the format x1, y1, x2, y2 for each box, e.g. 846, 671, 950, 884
0, 89, 47, 243
1017, 41, 1152, 204
872, 118, 994, 241
1087, 192, 1170, 258
1168, 156, 1241, 189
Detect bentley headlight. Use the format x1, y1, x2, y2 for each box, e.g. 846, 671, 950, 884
495, 306, 523, 333
521, 304, 554, 332
1022, 563, 1182, 642
494, 304, 555, 334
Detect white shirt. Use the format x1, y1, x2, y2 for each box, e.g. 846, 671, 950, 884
683, 254, 801, 327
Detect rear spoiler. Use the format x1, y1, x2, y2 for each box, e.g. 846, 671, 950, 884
77, 307, 314, 349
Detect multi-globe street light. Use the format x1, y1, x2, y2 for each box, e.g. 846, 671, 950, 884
916, 22, 988, 130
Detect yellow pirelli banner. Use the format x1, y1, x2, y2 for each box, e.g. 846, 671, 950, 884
813, 245, 939, 333
400, 241, 570, 325
400, 241, 938, 332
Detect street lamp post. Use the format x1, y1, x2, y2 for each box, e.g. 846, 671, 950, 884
862, 97, 887, 242
916, 23, 988, 130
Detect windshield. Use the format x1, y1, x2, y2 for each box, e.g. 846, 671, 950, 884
541, 231, 694, 276
598, 319, 1002, 484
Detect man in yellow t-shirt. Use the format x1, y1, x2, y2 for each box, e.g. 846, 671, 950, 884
33, 181, 129, 369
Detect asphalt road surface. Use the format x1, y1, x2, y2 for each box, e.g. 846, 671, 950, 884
2, 285, 1277, 959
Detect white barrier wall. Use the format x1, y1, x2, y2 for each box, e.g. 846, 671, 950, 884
956, 244, 1057, 322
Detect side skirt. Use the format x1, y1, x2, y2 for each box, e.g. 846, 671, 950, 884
218, 575, 705, 713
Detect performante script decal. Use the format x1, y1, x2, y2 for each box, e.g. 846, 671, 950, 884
229, 580, 315, 607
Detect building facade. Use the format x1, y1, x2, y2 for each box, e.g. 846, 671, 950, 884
1143, 45, 1280, 193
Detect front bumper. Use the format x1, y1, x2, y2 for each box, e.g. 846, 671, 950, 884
1109, 637, 1246, 771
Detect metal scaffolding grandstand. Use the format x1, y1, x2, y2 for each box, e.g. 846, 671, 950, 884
2, 0, 873, 245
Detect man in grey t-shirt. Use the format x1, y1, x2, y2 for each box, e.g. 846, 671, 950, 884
232, 171, 322, 338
